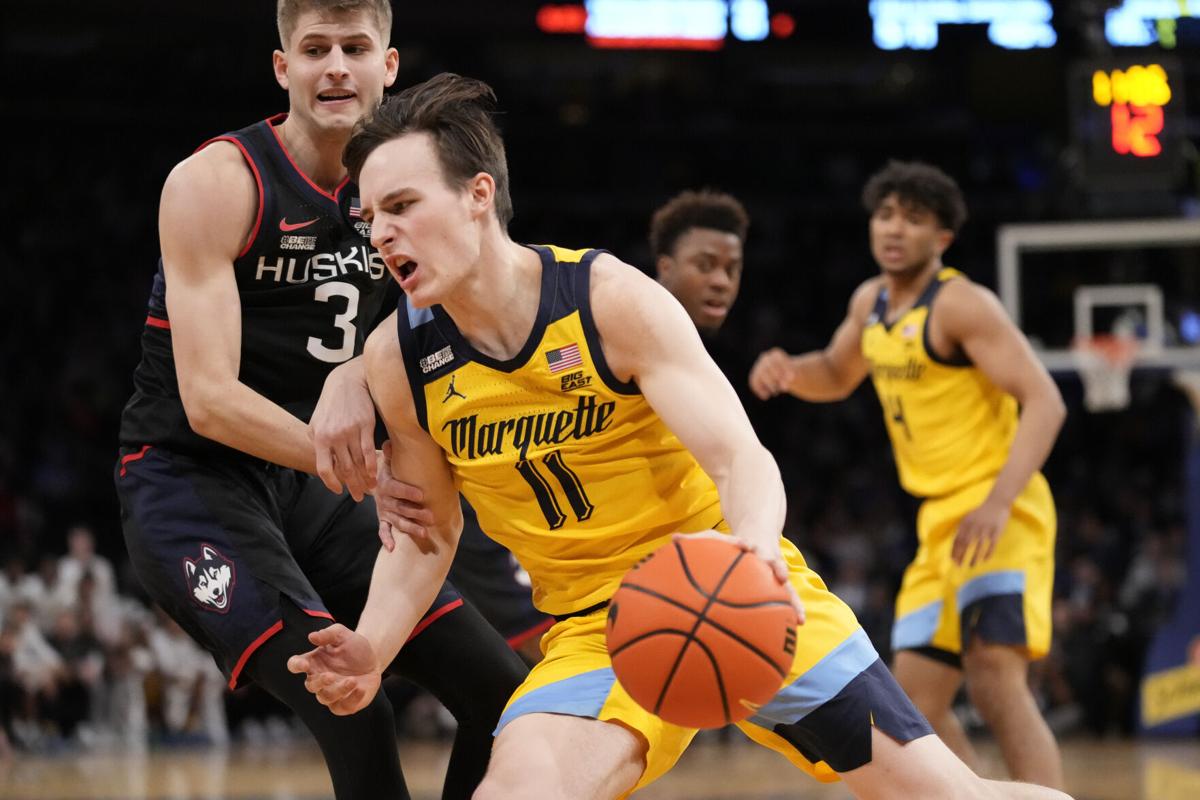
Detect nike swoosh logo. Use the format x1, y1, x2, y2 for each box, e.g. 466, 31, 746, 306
279, 218, 318, 232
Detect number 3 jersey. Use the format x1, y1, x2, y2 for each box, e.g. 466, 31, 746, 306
119, 115, 393, 457
398, 246, 723, 616
860, 268, 1018, 498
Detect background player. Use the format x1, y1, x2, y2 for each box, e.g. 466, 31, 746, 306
114, 4, 525, 797
290, 74, 1071, 800
374, 187, 751, 664
749, 160, 1066, 788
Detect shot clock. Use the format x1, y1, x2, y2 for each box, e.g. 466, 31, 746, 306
1070, 57, 1186, 191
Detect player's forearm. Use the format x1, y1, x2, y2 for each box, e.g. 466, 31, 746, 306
986, 390, 1066, 507
183, 381, 318, 473
356, 513, 463, 669
786, 352, 857, 402
713, 443, 788, 553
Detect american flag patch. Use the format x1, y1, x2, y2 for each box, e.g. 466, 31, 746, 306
545, 343, 583, 374
349, 198, 362, 218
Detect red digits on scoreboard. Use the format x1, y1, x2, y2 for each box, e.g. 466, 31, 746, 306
1111, 103, 1164, 158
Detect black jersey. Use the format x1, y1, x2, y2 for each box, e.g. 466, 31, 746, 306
119, 114, 395, 458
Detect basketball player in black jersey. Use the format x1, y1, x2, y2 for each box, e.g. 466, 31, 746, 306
114, 3, 525, 798
372, 189, 751, 666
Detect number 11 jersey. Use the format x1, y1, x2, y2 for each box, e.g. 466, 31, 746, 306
119, 114, 393, 458
398, 246, 723, 617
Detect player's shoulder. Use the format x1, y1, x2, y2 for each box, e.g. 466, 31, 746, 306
848, 276, 885, 321
590, 251, 674, 310
933, 271, 1013, 331
163, 140, 254, 204
364, 310, 403, 369
936, 269, 999, 309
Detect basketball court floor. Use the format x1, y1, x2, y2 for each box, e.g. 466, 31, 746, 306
2, 736, 1197, 799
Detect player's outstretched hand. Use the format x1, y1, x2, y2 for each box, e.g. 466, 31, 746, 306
374, 440, 434, 551
749, 348, 796, 401
952, 499, 1010, 567
674, 530, 805, 626
311, 360, 378, 502
286, 623, 382, 716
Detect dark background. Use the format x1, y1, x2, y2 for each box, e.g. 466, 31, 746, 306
1, 0, 1197, 737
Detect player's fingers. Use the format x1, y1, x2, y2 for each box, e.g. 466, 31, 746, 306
378, 521, 396, 552
316, 446, 342, 495
381, 476, 424, 505
316, 677, 354, 707
361, 430, 378, 492
392, 501, 434, 525
381, 513, 428, 543
982, 530, 998, 562
332, 686, 370, 716
286, 653, 313, 675
334, 446, 366, 502
950, 531, 967, 565
308, 623, 349, 647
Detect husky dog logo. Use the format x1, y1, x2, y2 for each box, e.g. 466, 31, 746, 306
183, 545, 236, 613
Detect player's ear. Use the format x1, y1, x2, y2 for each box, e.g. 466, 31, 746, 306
273, 49, 289, 91
466, 172, 496, 218
384, 47, 399, 87
934, 228, 954, 256
655, 254, 674, 281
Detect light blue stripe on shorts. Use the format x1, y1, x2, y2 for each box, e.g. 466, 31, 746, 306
495, 667, 616, 734
891, 599, 942, 651
957, 570, 1025, 611
749, 627, 880, 727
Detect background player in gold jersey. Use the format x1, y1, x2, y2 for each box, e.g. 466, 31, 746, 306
750, 160, 1067, 789
290, 77, 1071, 800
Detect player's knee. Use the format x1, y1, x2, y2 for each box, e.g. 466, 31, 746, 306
963, 642, 1028, 713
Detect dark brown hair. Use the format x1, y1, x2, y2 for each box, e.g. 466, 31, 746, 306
277, 0, 393, 48
861, 160, 968, 233
344, 73, 513, 227
649, 189, 749, 258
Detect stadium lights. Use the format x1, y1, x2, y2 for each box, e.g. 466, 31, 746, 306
868, 0, 1057, 50
536, 0, 792, 50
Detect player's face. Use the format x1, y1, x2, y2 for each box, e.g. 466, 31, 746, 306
274, 11, 398, 138
656, 227, 743, 335
360, 133, 488, 308
868, 193, 953, 276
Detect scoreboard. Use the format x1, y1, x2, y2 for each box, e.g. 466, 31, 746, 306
1070, 57, 1187, 191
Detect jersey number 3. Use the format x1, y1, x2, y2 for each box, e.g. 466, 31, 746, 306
307, 282, 359, 363
516, 450, 594, 529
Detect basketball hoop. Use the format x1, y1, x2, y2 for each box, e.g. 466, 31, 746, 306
1072, 334, 1138, 412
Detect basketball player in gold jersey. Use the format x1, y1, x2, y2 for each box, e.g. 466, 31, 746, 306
290, 77, 1072, 800
750, 160, 1066, 789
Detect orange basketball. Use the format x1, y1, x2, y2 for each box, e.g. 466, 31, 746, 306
605, 536, 798, 729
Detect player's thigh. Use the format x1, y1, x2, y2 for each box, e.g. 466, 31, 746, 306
480, 712, 644, 800
116, 447, 326, 682
892, 648, 963, 711
840, 728, 991, 800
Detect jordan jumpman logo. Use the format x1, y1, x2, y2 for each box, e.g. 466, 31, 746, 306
443, 374, 467, 402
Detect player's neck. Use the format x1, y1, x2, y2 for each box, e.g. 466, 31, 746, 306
881, 259, 941, 306
275, 117, 350, 193
443, 238, 543, 362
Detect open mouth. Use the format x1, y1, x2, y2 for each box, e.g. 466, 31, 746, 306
317, 89, 356, 105
397, 260, 418, 280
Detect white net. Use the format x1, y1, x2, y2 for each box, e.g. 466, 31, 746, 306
1073, 335, 1138, 412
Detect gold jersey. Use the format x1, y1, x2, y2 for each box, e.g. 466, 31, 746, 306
396, 245, 723, 615
860, 268, 1018, 498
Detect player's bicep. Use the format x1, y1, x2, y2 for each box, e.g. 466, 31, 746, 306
159, 147, 257, 405
363, 321, 462, 532
949, 285, 1056, 402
